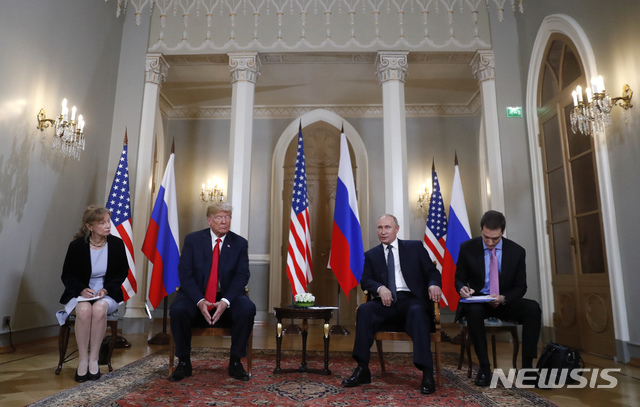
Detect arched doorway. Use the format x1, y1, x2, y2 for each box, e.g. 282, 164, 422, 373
269, 110, 369, 327
537, 34, 615, 356
525, 15, 627, 359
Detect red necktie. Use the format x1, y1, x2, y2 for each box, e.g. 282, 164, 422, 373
489, 248, 500, 296
205, 238, 221, 310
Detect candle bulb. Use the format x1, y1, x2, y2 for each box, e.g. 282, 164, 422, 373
572, 90, 578, 107
597, 75, 605, 93
71, 106, 77, 121
77, 115, 84, 131
586, 88, 592, 103
62, 98, 68, 121
576, 86, 583, 102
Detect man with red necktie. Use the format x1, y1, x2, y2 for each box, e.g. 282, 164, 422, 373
455, 210, 541, 386
169, 202, 255, 382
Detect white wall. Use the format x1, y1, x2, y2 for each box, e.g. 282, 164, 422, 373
0, 0, 124, 344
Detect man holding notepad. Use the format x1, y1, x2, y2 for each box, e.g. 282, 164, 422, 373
454, 210, 541, 386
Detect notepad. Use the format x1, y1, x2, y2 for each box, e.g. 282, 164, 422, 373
459, 295, 497, 303
77, 296, 102, 302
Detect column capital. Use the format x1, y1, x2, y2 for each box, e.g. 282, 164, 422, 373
471, 50, 495, 82
375, 51, 409, 84
145, 53, 170, 85
228, 52, 261, 83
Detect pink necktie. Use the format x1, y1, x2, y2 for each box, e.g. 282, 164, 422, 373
489, 248, 499, 296
205, 238, 221, 310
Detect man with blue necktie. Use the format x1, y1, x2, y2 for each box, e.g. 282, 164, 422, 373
455, 210, 541, 386
342, 214, 442, 395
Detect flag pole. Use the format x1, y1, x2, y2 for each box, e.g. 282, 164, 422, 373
147, 137, 171, 345
330, 285, 349, 335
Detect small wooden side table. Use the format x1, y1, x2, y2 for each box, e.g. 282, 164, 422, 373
273, 307, 335, 375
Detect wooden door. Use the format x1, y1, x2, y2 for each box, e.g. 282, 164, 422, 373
281, 121, 358, 326
538, 35, 616, 356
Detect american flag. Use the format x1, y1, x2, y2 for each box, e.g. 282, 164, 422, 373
285, 127, 313, 297
423, 161, 449, 307
106, 133, 137, 302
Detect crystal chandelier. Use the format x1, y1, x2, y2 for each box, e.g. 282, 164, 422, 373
37, 98, 86, 160
569, 77, 633, 136
200, 176, 225, 203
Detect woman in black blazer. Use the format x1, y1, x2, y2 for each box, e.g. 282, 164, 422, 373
59, 206, 128, 382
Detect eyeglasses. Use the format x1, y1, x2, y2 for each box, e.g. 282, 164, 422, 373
213, 215, 231, 222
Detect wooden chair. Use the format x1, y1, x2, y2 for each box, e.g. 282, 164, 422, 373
55, 311, 119, 375
362, 290, 442, 386
457, 317, 519, 378
168, 287, 253, 375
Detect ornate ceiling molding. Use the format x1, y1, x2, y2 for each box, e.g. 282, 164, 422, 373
159, 93, 481, 119
109, 0, 524, 52
163, 51, 476, 67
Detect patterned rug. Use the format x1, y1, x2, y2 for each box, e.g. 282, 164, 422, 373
29, 348, 557, 407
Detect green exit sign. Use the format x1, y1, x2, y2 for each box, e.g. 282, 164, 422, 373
506, 107, 523, 118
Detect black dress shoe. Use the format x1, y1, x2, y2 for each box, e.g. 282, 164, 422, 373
75, 369, 89, 383
169, 360, 193, 382
341, 366, 372, 387
420, 373, 436, 394
87, 369, 101, 381
475, 366, 492, 386
228, 361, 250, 381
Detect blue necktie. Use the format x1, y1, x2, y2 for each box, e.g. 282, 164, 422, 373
387, 245, 397, 301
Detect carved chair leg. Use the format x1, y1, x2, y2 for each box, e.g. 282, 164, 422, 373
375, 339, 386, 372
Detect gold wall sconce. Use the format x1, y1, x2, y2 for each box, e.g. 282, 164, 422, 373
200, 176, 225, 203
570, 76, 633, 136
37, 98, 86, 160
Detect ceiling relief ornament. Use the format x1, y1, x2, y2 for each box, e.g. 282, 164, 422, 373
108, 0, 524, 53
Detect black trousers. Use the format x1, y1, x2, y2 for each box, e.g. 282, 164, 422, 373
352, 291, 434, 373
460, 298, 541, 368
170, 292, 256, 360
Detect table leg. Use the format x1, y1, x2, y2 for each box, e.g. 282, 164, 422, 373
323, 321, 331, 375
300, 318, 308, 372
274, 320, 283, 373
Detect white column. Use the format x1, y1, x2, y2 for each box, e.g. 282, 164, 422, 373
376, 51, 409, 238
228, 52, 260, 237
471, 50, 505, 213
126, 53, 169, 319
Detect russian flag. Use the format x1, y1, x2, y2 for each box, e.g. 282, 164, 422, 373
442, 155, 471, 311
142, 151, 180, 309
329, 132, 364, 299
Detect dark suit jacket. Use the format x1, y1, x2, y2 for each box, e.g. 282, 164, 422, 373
177, 229, 249, 305
59, 235, 129, 304
454, 236, 527, 319
361, 239, 441, 313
